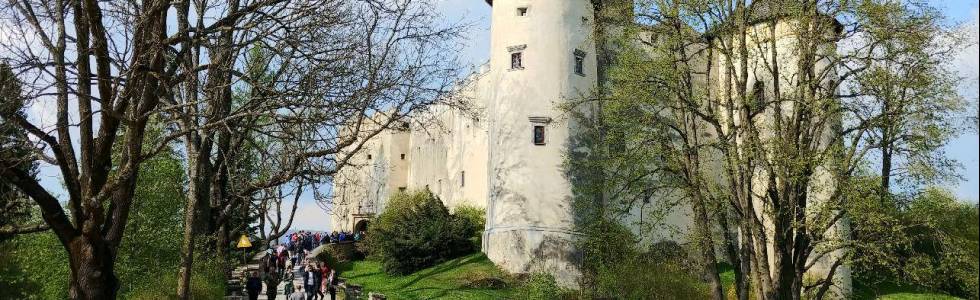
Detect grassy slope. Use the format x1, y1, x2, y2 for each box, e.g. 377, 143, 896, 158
340, 257, 963, 300
854, 281, 962, 300
339, 253, 514, 300
718, 264, 960, 300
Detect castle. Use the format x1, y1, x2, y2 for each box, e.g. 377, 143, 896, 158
330, 0, 849, 295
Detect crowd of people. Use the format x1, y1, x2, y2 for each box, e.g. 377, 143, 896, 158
241, 230, 366, 300
284, 230, 366, 253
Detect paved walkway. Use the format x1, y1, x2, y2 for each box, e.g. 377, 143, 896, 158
257, 264, 304, 300
231, 245, 342, 299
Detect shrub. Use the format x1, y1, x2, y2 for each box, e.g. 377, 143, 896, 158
853, 187, 979, 299
577, 218, 709, 299
514, 273, 563, 300
366, 190, 478, 275
452, 205, 486, 250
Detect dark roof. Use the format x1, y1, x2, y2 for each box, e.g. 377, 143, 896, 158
702, 1, 843, 40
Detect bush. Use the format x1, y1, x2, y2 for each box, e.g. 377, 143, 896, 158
852, 187, 979, 299
452, 205, 485, 250
514, 273, 564, 300
366, 190, 480, 275
577, 218, 709, 299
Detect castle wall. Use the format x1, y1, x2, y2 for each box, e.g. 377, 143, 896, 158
482, 0, 598, 287
330, 72, 492, 232
406, 80, 491, 211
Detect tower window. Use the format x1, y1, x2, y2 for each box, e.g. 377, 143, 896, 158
574, 49, 587, 76
460, 171, 465, 187
367, 154, 372, 159
511, 52, 523, 70
517, 7, 528, 16
400, 153, 406, 160
533, 125, 546, 145
508, 44, 526, 70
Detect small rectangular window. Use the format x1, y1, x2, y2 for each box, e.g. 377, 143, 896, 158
367, 154, 372, 159
574, 49, 586, 76
517, 7, 528, 16
460, 171, 465, 187
400, 153, 406, 160
511, 52, 523, 70
533, 125, 545, 145
398, 186, 407, 192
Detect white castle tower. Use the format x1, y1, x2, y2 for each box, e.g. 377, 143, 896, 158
330, 0, 851, 294
481, 0, 598, 286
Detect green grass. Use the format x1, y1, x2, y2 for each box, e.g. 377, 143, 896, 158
336, 256, 965, 300
854, 281, 963, 300
337, 253, 515, 300
717, 264, 961, 300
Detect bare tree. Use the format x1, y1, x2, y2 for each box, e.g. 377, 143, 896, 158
163, 0, 468, 297
0, 0, 174, 297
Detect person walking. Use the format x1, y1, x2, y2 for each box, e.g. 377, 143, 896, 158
315, 262, 328, 300
303, 263, 322, 300
323, 263, 337, 300
289, 285, 306, 300
245, 271, 263, 300
283, 267, 295, 296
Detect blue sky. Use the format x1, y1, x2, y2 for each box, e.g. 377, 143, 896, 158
20, 0, 980, 231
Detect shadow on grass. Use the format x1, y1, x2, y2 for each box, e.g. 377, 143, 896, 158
395, 253, 486, 290
853, 280, 961, 300
335, 253, 512, 299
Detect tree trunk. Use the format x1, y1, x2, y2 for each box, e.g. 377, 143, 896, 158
719, 208, 749, 300
66, 236, 119, 300
176, 182, 199, 299
691, 191, 725, 300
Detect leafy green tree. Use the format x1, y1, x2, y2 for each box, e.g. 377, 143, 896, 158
565, 1, 968, 299
0, 62, 42, 240
851, 1, 966, 200
852, 185, 979, 299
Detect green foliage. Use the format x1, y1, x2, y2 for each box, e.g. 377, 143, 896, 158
366, 190, 478, 275
121, 256, 226, 300
514, 273, 563, 300
0, 62, 38, 241
452, 204, 486, 250
902, 189, 978, 299
852, 183, 979, 299
579, 218, 639, 275
115, 149, 187, 296
0, 136, 226, 299
594, 256, 710, 300
576, 218, 709, 299
0, 232, 70, 299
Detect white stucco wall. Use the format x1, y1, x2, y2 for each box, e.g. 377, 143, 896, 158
481, 0, 598, 287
